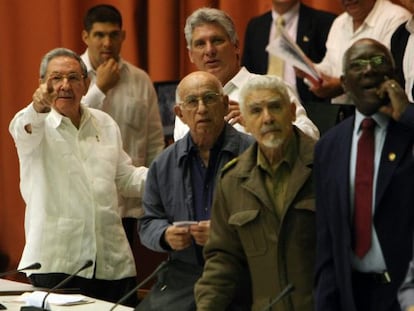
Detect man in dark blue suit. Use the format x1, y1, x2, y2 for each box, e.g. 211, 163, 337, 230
241, 0, 336, 135
314, 38, 414, 311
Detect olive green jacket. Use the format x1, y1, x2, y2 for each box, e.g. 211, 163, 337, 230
195, 129, 316, 311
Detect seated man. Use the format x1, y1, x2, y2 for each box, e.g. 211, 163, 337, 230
137, 71, 254, 311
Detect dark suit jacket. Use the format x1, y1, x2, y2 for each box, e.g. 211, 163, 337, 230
314, 106, 414, 311
241, 4, 336, 103
391, 22, 410, 91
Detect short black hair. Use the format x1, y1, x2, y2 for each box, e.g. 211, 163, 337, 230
83, 4, 122, 32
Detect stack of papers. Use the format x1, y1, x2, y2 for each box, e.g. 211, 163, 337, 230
266, 28, 322, 87
21, 291, 94, 308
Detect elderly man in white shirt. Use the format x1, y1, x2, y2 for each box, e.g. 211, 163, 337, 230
9, 47, 146, 307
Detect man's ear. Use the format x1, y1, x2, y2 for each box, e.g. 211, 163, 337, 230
188, 49, 195, 64
174, 104, 185, 121
81, 30, 89, 45
82, 77, 91, 95
340, 75, 347, 93
223, 95, 229, 114
290, 101, 296, 122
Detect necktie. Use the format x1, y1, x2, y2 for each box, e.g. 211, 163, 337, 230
267, 16, 285, 77
353, 118, 376, 258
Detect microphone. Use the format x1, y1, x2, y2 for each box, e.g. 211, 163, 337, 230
109, 260, 168, 311
21, 260, 93, 311
261, 283, 295, 311
0, 262, 41, 277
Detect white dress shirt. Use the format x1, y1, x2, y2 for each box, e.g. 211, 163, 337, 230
81, 51, 164, 218
403, 17, 414, 102
349, 111, 389, 272
9, 104, 148, 279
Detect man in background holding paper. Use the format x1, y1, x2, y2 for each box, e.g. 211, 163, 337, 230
242, 0, 337, 135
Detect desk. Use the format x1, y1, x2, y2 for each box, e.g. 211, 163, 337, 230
0, 280, 133, 310
0, 295, 133, 310
0, 279, 38, 295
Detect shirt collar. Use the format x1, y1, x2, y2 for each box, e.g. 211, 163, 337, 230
82, 49, 125, 74
224, 67, 254, 94
406, 16, 414, 34
48, 104, 89, 129
346, 0, 382, 31
354, 109, 389, 134
271, 2, 300, 27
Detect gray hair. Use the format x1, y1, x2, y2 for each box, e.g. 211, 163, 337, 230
39, 48, 88, 80
239, 75, 290, 112
184, 7, 238, 50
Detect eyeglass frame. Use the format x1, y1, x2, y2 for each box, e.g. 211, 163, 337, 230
46, 72, 86, 86
348, 55, 389, 72
179, 91, 223, 110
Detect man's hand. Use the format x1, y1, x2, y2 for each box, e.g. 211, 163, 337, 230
190, 220, 210, 246
32, 78, 56, 113
378, 79, 409, 121
224, 100, 244, 126
95, 58, 120, 94
308, 73, 343, 99
165, 225, 192, 251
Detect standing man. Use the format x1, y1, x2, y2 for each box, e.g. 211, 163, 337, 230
174, 7, 319, 141
195, 75, 317, 311
9, 48, 147, 306
314, 38, 414, 311
81, 4, 164, 242
138, 71, 253, 310
242, 0, 336, 134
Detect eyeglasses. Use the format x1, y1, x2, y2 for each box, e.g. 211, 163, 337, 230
348, 55, 388, 72
180, 92, 222, 110
47, 72, 84, 86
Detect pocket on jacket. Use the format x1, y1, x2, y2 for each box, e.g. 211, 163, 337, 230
293, 198, 315, 212
228, 209, 267, 257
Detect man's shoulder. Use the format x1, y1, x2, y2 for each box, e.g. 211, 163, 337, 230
300, 3, 336, 20
221, 157, 239, 174
121, 60, 153, 80
246, 10, 271, 26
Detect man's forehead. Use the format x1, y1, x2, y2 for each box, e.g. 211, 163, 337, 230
348, 41, 387, 59
47, 57, 81, 71
192, 23, 228, 38
90, 22, 121, 32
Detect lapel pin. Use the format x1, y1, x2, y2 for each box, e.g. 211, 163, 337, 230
303, 36, 309, 42
388, 152, 396, 162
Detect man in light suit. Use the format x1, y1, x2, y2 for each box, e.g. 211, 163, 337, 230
242, 0, 336, 135
314, 38, 414, 311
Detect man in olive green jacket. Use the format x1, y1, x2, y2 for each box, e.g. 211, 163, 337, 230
195, 75, 316, 311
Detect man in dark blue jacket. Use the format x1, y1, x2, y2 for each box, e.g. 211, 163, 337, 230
138, 71, 253, 311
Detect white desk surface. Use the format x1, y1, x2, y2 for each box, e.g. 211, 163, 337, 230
0, 295, 133, 311
0, 279, 133, 310
0, 279, 38, 295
